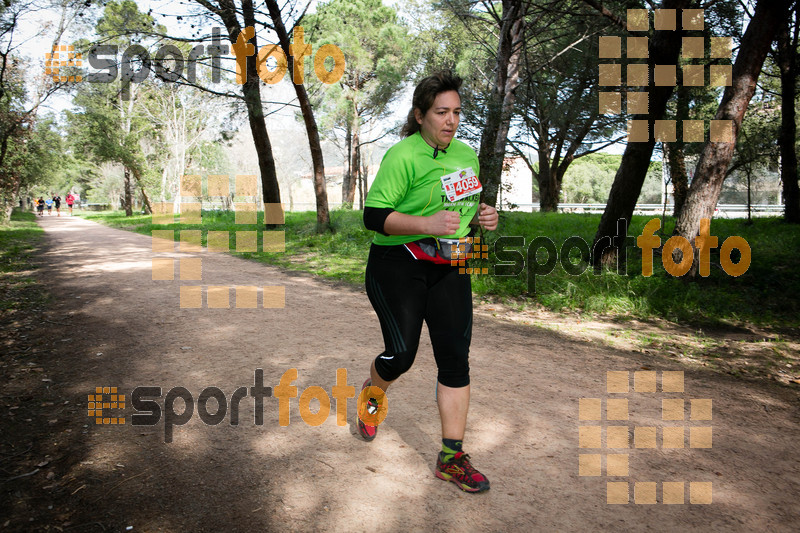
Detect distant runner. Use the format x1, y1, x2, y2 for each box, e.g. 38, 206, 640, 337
66, 193, 75, 215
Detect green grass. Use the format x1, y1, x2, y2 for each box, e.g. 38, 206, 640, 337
78, 209, 800, 329
0, 210, 46, 311
79, 209, 373, 284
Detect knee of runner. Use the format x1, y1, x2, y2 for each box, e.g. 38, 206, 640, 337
374, 347, 418, 381
437, 363, 470, 388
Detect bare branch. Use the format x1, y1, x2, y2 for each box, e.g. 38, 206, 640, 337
580, 0, 626, 31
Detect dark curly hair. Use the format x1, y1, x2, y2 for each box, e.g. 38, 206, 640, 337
400, 71, 463, 138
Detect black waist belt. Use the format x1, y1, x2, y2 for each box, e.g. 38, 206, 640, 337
402, 237, 474, 264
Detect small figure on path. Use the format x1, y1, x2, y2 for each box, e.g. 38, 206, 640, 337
359, 72, 499, 494
45, 196, 53, 215
65, 192, 75, 215
53, 195, 61, 216
36, 197, 45, 216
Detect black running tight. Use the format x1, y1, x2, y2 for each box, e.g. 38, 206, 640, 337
365, 243, 472, 388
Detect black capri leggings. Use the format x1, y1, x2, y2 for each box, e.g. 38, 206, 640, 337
365, 243, 472, 388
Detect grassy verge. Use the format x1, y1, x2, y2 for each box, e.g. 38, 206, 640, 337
78, 208, 800, 330
0, 209, 46, 313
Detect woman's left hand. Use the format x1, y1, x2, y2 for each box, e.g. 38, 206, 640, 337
478, 203, 498, 231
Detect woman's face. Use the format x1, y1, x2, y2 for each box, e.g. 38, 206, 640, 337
415, 90, 461, 149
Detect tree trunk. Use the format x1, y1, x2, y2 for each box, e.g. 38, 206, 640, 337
357, 161, 364, 210
674, 0, 790, 262
131, 167, 153, 214
0, 127, 18, 224
477, 0, 524, 207
666, 141, 688, 217
0, 166, 22, 224
265, 0, 330, 231
591, 0, 691, 267
668, 86, 690, 218
346, 124, 359, 208
345, 122, 351, 207
361, 155, 369, 209
536, 148, 559, 211
216, 0, 281, 215
123, 167, 133, 216
778, 4, 799, 223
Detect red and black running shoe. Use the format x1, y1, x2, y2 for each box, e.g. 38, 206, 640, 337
435, 451, 490, 493
357, 378, 379, 441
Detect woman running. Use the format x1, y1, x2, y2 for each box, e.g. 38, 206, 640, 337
65, 192, 75, 215
359, 72, 498, 493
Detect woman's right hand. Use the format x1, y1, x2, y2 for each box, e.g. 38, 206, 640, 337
426, 210, 461, 236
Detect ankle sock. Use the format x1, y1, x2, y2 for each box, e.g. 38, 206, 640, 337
441, 438, 463, 462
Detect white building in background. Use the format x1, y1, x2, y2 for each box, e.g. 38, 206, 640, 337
497, 157, 536, 212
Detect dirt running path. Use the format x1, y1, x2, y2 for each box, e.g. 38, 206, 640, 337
4, 215, 800, 532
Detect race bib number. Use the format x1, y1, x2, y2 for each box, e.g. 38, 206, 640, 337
441, 167, 482, 202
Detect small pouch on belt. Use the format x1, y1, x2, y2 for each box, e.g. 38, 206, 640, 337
402, 237, 473, 264
437, 238, 473, 261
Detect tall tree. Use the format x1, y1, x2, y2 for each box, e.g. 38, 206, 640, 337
511, 3, 626, 211
302, 0, 411, 209
262, 0, 332, 230
673, 0, 792, 270
0, 0, 82, 222
776, 2, 799, 223
663, 1, 741, 218
138, 81, 224, 209
476, 0, 526, 207
192, 0, 282, 217
664, 87, 690, 217
83, 0, 157, 215
588, 0, 692, 267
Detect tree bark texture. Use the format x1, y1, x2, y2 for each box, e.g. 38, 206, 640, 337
666, 141, 687, 217
131, 167, 153, 214
535, 148, 560, 211
674, 0, 791, 250
346, 122, 359, 207
214, 0, 281, 212
478, 0, 524, 207
123, 167, 133, 216
778, 4, 799, 223
265, 0, 330, 230
667, 86, 690, 218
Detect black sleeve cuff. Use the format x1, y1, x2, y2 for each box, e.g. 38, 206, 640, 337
363, 206, 395, 236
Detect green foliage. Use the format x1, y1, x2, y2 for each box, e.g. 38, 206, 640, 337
84, 209, 800, 328
96, 0, 163, 45
0, 110, 68, 221
471, 212, 799, 327
65, 1, 166, 208
0, 209, 44, 311
560, 154, 662, 204
303, 0, 413, 135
